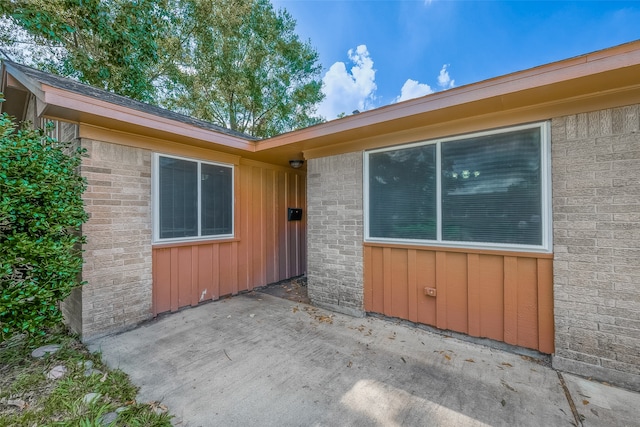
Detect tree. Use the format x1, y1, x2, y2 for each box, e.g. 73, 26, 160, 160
0, 0, 169, 103
0, 104, 87, 338
1, 0, 326, 137
161, 0, 325, 137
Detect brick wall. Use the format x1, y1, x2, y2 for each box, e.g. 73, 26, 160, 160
552, 104, 640, 391
77, 139, 153, 339
58, 122, 83, 333
307, 152, 364, 317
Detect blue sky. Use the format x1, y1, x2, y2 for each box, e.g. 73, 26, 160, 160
271, 0, 640, 120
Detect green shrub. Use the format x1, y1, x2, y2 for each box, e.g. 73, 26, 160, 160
0, 102, 87, 339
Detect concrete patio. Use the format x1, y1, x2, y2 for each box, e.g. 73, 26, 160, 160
88, 292, 640, 426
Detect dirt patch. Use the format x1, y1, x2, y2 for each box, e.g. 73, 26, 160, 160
256, 276, 309, 304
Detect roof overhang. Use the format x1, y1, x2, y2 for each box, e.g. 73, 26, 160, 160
1, 63, 34, 120
40, 85, 255, 152
2, 40, 640, 168
261, 40, 640, 160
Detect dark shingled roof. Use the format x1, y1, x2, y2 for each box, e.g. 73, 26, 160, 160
4, 60, 259, 141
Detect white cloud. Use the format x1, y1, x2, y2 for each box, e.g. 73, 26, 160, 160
438, 64, 455, 89
393, 64, 455, 104
317, 44, 377, 120
394, 79, 434, 103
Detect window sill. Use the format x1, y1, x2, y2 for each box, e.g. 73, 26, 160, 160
153, 237, 240, 249
363, 241, 553, 259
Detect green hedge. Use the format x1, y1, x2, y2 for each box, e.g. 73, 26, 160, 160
0, 105, 87, 339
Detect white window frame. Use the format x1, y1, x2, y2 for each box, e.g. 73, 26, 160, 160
364, 122, 552, 253
152, 153, 234, 244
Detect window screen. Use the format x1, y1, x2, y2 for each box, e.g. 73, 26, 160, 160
441, 128, 541, 245
366, 124, 548, 250
159, 156, 198, 239
201, 163, 233, 236
369, 144, 437, 240
157, 155, 233, 241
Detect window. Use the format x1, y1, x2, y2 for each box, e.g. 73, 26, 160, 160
154, 154, 233, 242
365, 123, 551, 252
369, 144, 437, 240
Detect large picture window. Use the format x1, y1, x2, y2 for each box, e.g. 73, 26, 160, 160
154, 154, 233, 242
365, 123, 551, 252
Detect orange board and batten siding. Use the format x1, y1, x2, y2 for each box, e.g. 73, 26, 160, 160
153, 162, 306, 315
364, 243, 554, 354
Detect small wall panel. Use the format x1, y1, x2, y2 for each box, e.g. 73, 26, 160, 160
415, 250, 436, 326
390, 248, 409, 319
477, 254, 504, 342
152, 249, 172, 314
364, 243, 554, 353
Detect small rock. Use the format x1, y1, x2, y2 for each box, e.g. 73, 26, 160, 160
85, 368, 103, 377
5, 398, 27, 410
77, 360, 102, 376
83, 392, 102, 404
249, 314, 255, 318
31, 344, 61, 358
99, 411, 118, 425
47, 365, 67, 379
115, 406, 128, 413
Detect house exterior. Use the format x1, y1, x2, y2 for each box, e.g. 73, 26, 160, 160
2, 40, 640, 391
1, 61, 308, 338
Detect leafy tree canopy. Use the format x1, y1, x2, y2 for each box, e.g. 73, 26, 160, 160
161, 0, 324, 137
0, 0, 169, 103
0, 0, 325, 137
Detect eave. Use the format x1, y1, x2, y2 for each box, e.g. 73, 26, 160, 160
2, 40, 640, 168
40, 85, 255, 152
260, 40, 640, 160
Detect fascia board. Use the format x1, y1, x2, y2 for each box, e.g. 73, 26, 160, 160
42, 85, 257, 152
3, 62, 46, 103
258, 41, 640, 151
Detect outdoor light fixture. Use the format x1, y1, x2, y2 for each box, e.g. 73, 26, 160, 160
289, 159, 304, 169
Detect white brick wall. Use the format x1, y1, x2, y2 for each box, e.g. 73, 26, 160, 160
552, 104, 640, 391
77, 139, 153, 339
307, 152, 364, 316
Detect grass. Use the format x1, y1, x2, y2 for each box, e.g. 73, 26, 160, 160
0, 325, 172, 426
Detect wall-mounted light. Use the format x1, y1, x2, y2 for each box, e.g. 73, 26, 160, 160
289, 159, 304, 169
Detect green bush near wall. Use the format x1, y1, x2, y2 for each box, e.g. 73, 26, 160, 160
0, 101, 87, 340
